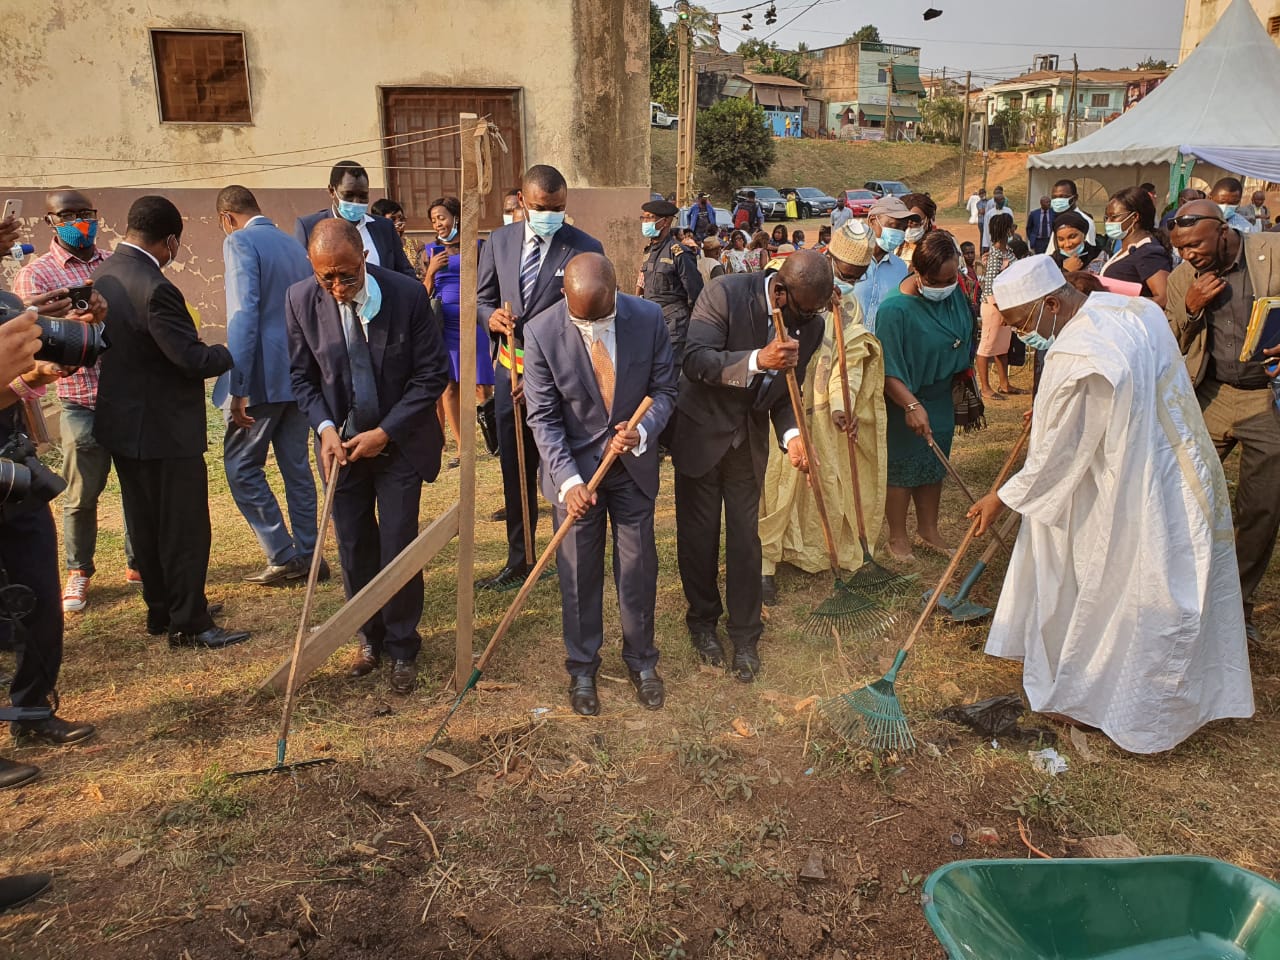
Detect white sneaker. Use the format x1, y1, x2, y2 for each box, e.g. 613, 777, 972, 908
62, 571, 90, 613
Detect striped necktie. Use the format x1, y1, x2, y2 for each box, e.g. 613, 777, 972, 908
520, 236, 543, 311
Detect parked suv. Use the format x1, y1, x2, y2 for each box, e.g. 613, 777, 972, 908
737, 186, 788, 221
863, 180, 911, 199
786, 187, 838, 218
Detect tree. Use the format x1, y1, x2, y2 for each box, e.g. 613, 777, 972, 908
845, 24, 881, 44
991, 106, 1026, 150
650, 2, 678, 110
695, 98, 776, 192
735, 38, 801, 79
920, 96, 964, 143
1135, 56, 1169, 70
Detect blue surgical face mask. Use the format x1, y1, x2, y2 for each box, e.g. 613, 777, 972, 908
54, 219, 97, 250
442, 223, 459, 242
1050, 197, 1072, 214
357, 271, 381, 323
834, 278, 855, 297
642, 221, 661, 239
1017, 297, 1060, 352
526, 209, 565, 239
336, 200, 368, 223
1104, 220, 1127, 241
877, 227, 905, 253
920, 281, 957, 302
502, 214, 515, 226
1061, 242, 1085, 259
1218, 203, 1238, 220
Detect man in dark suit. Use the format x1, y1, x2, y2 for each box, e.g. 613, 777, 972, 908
293, 161, 416, 279
476, 164, 604, 590
1025, 196, 1055, 256
213, 185, 322, 586
286, 219, 449, 694
94, 196, 248, 649
672, 250, 831, 682
522, 253, 677, 716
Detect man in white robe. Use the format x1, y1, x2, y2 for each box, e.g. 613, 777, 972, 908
968, 255, 1254, 755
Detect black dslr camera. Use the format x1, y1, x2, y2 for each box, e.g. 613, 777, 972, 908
0, 288, 108, 369
0, 433, 65, 508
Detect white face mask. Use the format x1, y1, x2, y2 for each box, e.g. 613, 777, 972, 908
904, 226, 926, 244
919, 281, 956, 302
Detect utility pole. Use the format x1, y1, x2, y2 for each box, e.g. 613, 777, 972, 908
674, 0, 695, 207
956, 70, 971, 207
1067, 54, 1080, 143
980, 109, 990, 192
884, 54, 897, 142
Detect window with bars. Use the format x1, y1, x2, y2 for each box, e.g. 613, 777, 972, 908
381, 88, 524, 232
1269, 15, 1280, 36
1090, 93, 1110, 108
151, 30, 252, 124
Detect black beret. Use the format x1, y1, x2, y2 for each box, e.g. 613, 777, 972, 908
642, 200, 679, 218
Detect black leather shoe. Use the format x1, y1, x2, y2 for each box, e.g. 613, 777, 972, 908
0, 873, 51, 912
390, 659, 418, 695
243, 559, 306, 585
478, 399, 500, 456
12, 716, 95, 747
569, 676, 599, 716
761, 575, 779, 606
731, 639, 762, 684
168, 626, 250, 650
292, 556, 331, 584
348, 644, 381, 678
1246, 619, 1260, 645
476, 564, 528, 592
689, 630, 725, 668
148, 602, 223, 637
489, 508, 507, 522
0, 758, 39, 789
628, 669, 665, 710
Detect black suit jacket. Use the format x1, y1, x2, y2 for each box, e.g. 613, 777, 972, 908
671, 273, 822, 481
293, 209, 416, 279
522, 294, 677, 503
476, 221, 605, 342
93, 244, 234, 459
285, 265, 450, 483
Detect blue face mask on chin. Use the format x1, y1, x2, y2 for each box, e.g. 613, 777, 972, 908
834, 278, 855, 297
442, 223, 459, 242
1061, 242, 1085, 259
336, 200, 368, 223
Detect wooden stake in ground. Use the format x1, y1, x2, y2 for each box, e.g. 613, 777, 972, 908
425, 397, 655, 750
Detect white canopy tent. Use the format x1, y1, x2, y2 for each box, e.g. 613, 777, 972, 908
1027, 0, 1280, 206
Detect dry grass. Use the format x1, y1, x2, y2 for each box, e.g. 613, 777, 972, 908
0, 376, 1275, 958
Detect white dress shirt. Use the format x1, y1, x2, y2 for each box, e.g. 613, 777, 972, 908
353, 214, 380, 267
556, 311, 648, 502
118, 241, 161, 268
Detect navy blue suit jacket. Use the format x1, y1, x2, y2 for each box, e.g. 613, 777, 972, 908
476, 222, 604, 341
522, 294, 677, 503
213, 217, 313, 408
285, 265, 450, 483
293, 209, 416, 279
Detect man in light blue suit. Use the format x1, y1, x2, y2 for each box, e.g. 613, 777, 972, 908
214, 185, 322, 586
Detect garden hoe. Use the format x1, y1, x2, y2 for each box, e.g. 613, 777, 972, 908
819, 419, 1031, 752
232, 463, 342, 778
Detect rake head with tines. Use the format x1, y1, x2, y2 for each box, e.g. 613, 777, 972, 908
844, 555, 920, 599
802, 584, 899, 641
817, 649, 915, 753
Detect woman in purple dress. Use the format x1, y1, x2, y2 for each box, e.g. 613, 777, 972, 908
424, 196, 495, 464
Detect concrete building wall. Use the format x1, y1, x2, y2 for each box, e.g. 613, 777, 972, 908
1181, 0, 1280, 60
1, 0, 650, 336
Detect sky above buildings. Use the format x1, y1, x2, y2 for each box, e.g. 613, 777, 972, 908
687, 0, 1184, 81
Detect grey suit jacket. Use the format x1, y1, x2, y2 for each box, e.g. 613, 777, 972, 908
1166, 231, 1280, 386
522, 294, 677, 503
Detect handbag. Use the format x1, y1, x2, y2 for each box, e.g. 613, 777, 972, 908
952, 367, 987, 433
1006, 334, 1027, 367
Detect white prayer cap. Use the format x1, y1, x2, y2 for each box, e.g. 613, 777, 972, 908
991, 254, 1066, 310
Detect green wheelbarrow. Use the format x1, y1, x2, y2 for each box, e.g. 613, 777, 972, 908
922, 857, 1280, 959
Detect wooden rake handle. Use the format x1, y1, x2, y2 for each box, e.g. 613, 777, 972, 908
831, 300, 872, 553
472, 396, 654, 675
506, 301, 535, 564
772, 309, 840, 571
902, 418, 1032, 655
926, 436, 1014, 557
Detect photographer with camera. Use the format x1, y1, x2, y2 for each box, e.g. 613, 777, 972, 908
14, 189, 139, 614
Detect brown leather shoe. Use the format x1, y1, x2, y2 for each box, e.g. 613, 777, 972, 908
348, 644, 380, 678
390, 659, 418, 695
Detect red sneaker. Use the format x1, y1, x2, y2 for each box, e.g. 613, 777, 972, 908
125, 568, 143, 587
62, 570, 90, 613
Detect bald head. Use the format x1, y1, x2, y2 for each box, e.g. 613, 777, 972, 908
46, 188, 93, 217
1169, 198, 1233, 274
774, 249, 834, 315
563, 253, 617, 321
309, 218, 364, 259
309, 219, 367, 304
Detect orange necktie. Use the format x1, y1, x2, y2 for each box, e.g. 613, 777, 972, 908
590, 336, 615, 413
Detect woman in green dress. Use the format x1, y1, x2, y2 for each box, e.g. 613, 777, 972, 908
877, 231, 974, 560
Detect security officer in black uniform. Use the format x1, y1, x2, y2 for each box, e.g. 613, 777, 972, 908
637, 200, 704, 368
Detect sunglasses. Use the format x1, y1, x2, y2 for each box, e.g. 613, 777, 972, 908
1169, 214, 1224, 229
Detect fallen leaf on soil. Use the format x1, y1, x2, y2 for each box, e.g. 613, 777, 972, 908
760, 606, 770, 622
793, 695, 819, 713
351, 842, 379, 856
1078, 834, 1140, 858
938, 681, 963, 703
731, 717, 755, 738
83, 782, 104, 803
114, 848, 144, 869
1069, 725, 1099, 762
475, 680, 518, 691
921, 742, 943, 759
697, 664, 721, 677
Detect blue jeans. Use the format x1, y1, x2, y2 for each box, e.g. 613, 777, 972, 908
222, 401, 317, 565
59, 402, 134, 575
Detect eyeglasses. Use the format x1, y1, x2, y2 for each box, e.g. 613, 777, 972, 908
314, 273, 362, 290
1169, 214, 1224, 229
52, 210, 98, 222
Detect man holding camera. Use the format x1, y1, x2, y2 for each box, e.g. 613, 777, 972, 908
14, 189, 139, 615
